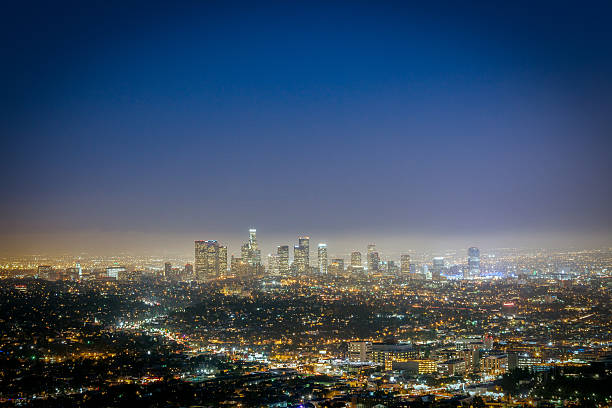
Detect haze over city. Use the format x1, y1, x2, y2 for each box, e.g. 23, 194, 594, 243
2, 1, 611, 256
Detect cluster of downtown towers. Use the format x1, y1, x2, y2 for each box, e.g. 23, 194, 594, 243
194, 229, 481, 281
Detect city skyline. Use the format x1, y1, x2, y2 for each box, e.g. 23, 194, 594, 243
1, 2, 611, 405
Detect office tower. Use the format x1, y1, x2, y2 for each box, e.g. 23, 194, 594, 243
294, 236, 310, 273
218, 245, 228, 276
277, 245, 289, 276
164, 262, 172, 277
231, 255, 249, 278
422, 264, 431, 280
350, 251, 362, 267
317, 243, 328, 274
329, 258, 344, 275
194, 240, 225, 281
267, 253, 278, 276
385, 260, 398, 274
249, 228, 261, 265
184, 263, 193, 278
367, 244, 379, 272
241, 228, 261, 267
468, 247, 480, 277
400, 254, 411, 275
432, 257, 444, 280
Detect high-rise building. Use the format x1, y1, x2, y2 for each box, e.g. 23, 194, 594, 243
164, 262, 172, 277
267, 253, 278, 275
317, 243, 328, 274
184, 263, 193, 279
422, 264, 431, 280
367, 244, 379, 272
218, 246, 228, 276
350, 251, 362, 267
468, 247, 480, 277
400, 254, 411, 276
432, 257, 444, 280
194, 240, 226, 281
277, 245, 289, 276
241, 229, 261, 267
231, 255, 249, 278
329, 258, 344, 275
294, 236, 310, 273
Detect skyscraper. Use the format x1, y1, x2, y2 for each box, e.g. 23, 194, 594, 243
317, 243, 328, 274
242, 228, 261, 267
400, 254, 411, 276
329, 258, 345, 275
194, 240, 226, 281
267, 253, 278, 276
218, 245, 228, 276
350, 251, 362, 267
164, 262, 172, 277
294, 236, 310, 273
468, 247, 480, 277
432, 256, 444, 280
277, 245, 289, 276
367, 244, 379, 272
231, 255, 249, 278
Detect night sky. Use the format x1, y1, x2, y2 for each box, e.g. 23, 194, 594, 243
2, 1, 611, 256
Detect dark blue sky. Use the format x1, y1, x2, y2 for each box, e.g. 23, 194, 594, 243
2, 1, 611, 255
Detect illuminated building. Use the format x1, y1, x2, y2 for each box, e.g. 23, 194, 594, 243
468, 247, 480, 277
367, 244, 379, 272
230, 256, 249, 277
432, 256, 444, 280
184, 263, 193, 278
219, 246, 228, 276
349, 341, 372, 362
195, 240, 226, 281
393, 359, 437, 374
400, 254, 411, 276
37, 265, 53, 280
164, 262, 172, 277
422, 264, 431, 280
241, 228, 261, 267
383, 260, 398, 274
329, 258, 344, 275
481, 354, 508, 375
317, 243, 328, 274
294, 236, 310, 273
438, 359, 466, 376
508, 352, 542, 371
267, 253, 278, 276
106, 266, 125, 279
371, 343, 419, 371
277, 245, 289, 276
350, 251, 362, 267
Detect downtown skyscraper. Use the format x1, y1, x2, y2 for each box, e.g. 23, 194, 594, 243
468, 247, 480, 277
194, 240, 227, 281
317, 243, 328, 274
241, 228, 261, 267
400, 254, 411, 276
367, 244, 380, 272
277, 245, 289, 276
294, 236, 310, 273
